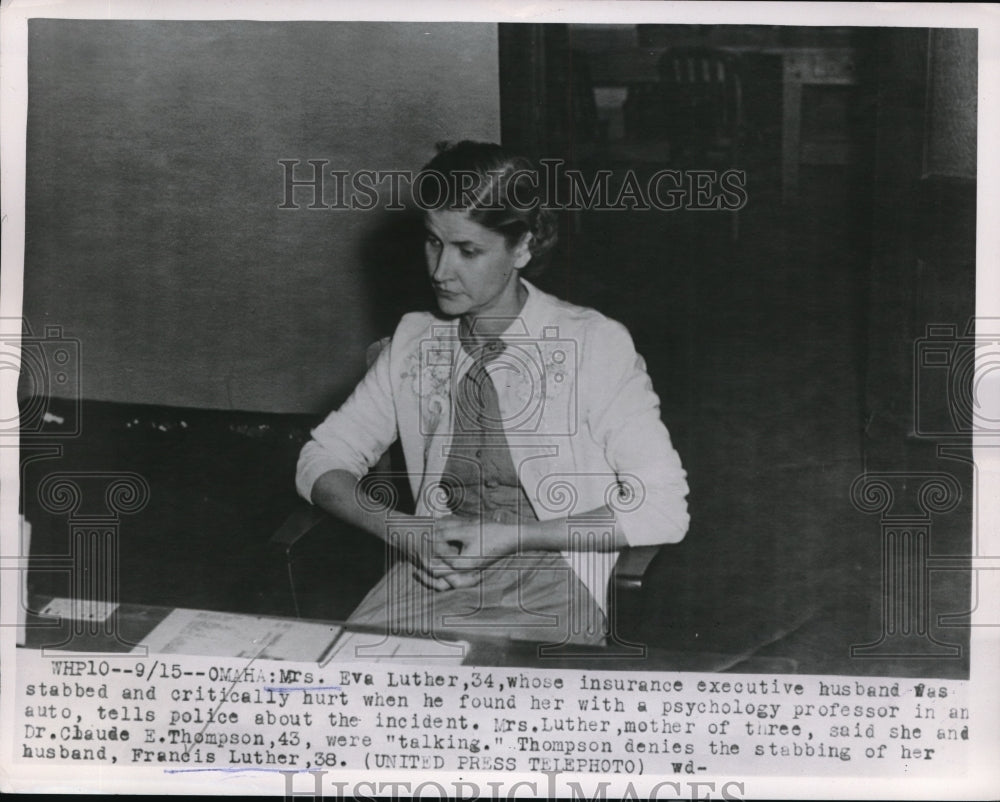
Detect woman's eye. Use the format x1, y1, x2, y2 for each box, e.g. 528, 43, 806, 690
425, 235, 441, 248
460, 248, 480, 258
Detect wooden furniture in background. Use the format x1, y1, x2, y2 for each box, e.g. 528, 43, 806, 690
657, 46, 746, 239
588, 44, 859, 202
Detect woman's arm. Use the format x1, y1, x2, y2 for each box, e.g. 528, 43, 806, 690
310, 468, 401, 540
297, 339, 469, 591
311, 468, 470, 591
311, 467, 626, 585
312, 469, 624, 588
295, 339, 399, 503
582, 318, 690, 547
432, 508, 626, 579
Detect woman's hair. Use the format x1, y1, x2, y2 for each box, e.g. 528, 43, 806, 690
418, 141, 558, 275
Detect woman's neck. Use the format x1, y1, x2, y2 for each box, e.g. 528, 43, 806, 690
460, 280, 528, 344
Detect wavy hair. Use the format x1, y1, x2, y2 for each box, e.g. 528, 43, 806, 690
418, 141, 559, 276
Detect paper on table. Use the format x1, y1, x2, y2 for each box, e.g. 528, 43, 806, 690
136, 608, 341, 662
320, 629, 468, 665
38, 596, 119, 622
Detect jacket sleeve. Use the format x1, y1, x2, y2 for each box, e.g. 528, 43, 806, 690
295, 339, 399, 503
582, 317, 690, 546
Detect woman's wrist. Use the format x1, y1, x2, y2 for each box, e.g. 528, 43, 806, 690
485, 521, 521, 557
485, 519, 565, 554
514, 507, 627, 552
311, 469, 423, 543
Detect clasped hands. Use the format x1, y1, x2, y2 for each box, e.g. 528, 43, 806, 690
391, 515, 517, 591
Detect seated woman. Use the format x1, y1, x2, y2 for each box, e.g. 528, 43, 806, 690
296, 141, 689, 646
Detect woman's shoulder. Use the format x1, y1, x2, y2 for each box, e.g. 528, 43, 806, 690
528, 282, 633, 342
391, 309, 451, 343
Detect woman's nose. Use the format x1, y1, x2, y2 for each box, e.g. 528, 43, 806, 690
430, 248, 455, 281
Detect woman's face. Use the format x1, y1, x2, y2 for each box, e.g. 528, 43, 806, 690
424, 209, 531, 319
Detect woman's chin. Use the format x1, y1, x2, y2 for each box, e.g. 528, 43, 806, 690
435, 295, 469, 317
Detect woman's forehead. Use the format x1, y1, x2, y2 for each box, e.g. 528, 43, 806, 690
425, 208, 501, 243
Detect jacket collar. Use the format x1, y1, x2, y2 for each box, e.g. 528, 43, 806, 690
497, 278, 546, 342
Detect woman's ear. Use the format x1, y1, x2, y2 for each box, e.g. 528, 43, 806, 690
512, 232, 533, 270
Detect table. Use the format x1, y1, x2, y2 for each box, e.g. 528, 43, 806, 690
21, 597, 797, 674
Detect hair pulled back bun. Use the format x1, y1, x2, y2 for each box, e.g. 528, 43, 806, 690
418, 140, 559, 275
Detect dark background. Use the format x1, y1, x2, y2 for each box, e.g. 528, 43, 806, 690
19, 22, 977, 678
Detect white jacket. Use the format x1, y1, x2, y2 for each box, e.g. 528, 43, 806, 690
296, 280, 689, 611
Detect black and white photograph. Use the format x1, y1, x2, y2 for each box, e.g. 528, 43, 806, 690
1, 1, 997, 798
